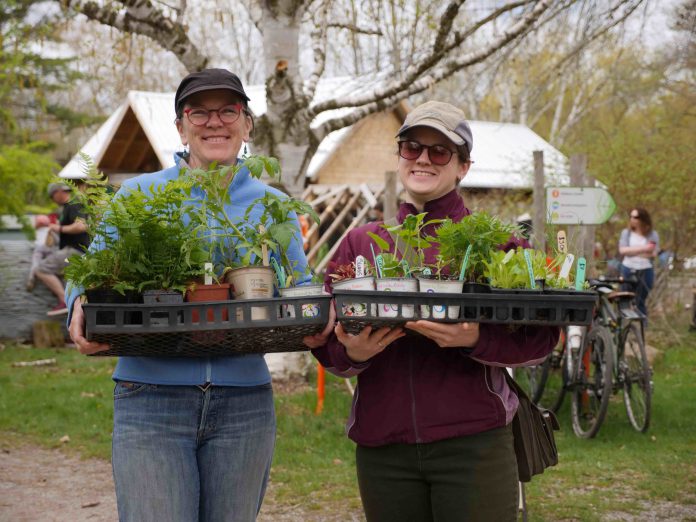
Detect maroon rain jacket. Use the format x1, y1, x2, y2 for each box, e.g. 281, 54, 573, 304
312, 189, 559, 447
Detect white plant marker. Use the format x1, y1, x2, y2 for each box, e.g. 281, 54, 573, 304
559, 254, 575, 281
355, 255, 366, 278
557, 230, 567, 254
204, 263, 213, 285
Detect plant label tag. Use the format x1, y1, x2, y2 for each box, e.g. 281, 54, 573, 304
523, 249, 536, 289
557, 230, 567, 254
559, 253, 575, 280
355, 255, 366, 278
376, 254, 385, 279
575, 257, 587, 290
458, 244, 473, 281
422, 267, 432, 276
204, 263, 213, 285
270, 257, 285, 287
502, 249, 515, 264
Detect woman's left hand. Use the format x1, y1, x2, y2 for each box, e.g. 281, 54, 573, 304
404, 320, 480, 348
302, 301, 336, 349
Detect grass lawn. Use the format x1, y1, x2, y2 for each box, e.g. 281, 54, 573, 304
1, 309, 695, 520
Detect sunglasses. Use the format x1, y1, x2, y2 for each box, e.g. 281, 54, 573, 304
183, 103, 243, 126
398, 140, 457, 166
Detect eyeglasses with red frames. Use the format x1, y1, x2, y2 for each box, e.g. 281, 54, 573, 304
398, 140, 458, 166
183, 103, 243, 126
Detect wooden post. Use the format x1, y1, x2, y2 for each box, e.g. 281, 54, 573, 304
383, 171, 397, 222
532, 151, 545, 251
569, 154, 596, 273
32, 320, 65, 348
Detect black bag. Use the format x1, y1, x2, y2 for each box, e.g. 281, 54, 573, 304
504, 371, 560, 482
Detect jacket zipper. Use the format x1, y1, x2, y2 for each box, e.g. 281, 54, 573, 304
409, 348, 421, 442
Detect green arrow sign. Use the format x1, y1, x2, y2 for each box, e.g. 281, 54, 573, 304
546, 187, 616, 225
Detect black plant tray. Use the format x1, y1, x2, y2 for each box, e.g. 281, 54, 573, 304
83, 295, 331, 357
334, 289, 596, 334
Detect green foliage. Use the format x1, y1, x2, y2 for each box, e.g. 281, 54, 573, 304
434, 212, 520, 282
187, 156, 318, 277
484, 248, 567, 289
369, 213, 442, 276
0, 0, 93, 144
65, 161, 209, 294
0, 143, 59, 227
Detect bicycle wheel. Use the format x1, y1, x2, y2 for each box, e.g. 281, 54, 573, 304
536, 338, 567, 412
621, 323, 652, 432
571, 326, 614, 438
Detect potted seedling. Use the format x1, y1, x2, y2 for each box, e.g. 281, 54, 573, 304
278, 266, 327, 319
434, 212, 519, 291
329, 258, 376, 317
65, 160, 209, 318
366, 235, 418, 319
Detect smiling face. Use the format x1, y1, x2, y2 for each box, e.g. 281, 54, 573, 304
397, 126, 471, 210
176, 89, 252, 169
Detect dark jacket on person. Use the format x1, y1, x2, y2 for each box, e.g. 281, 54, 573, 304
312, 189, 559, 447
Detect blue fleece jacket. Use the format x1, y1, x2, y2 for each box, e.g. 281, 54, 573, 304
66, 156, 309, 386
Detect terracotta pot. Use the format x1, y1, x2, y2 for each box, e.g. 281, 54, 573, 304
185, 283, 231, 322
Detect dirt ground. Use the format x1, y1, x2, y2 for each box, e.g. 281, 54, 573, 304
1, 444, 694, 521
0, 444, 362, 522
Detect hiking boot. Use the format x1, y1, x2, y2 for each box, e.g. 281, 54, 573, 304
47, 303, 68, 316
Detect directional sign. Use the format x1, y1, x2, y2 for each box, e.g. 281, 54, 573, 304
546, 187, 616, 225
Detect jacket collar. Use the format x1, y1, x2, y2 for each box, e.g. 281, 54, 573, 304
397, 189, 470, 224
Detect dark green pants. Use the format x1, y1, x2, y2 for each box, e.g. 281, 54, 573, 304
356, 425, 518, 522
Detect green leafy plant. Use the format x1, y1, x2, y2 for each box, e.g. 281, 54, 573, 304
483, 249, 529, 289
367, 212, 443, 277
434, 212, 520, 282
65, 165, 209, 294
185, 156, 318, 276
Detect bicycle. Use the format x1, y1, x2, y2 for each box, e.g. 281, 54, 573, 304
569, 276, 653, 438
520, 324, 585, 413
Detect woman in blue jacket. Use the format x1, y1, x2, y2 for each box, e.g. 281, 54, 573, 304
67, 69, 308, 522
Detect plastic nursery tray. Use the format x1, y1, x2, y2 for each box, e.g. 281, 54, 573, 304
334, 289, 597, 334
83, 295, 331, 357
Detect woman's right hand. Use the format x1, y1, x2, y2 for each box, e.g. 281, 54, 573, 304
334, 322, 405, 363
69, 298, 110, 355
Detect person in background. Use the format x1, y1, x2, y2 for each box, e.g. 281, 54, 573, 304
26, 214, 58, 292
35, 183, 89, 316
618, 207, 659, 318
304, 101, 559, 522
65, 68, 309, 522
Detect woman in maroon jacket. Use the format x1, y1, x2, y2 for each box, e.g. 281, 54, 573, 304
304, 101, 559, 522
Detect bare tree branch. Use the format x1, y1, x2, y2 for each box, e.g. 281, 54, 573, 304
306, 0, 330, 98
308, 0, 550, 117
59, 0, 208, 71
326, 22, 382, 36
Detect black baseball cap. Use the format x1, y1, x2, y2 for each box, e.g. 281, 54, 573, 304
175, 68, 250, 117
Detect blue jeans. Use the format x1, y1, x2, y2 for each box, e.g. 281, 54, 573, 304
112, 382, 275, 522
619, 264, 654, 318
